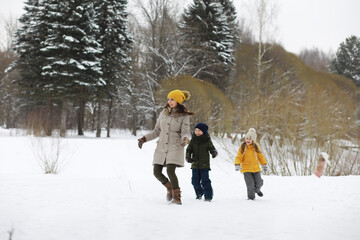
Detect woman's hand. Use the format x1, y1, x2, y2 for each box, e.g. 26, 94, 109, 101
138, 136, 146, 149
180, 137, 189, 147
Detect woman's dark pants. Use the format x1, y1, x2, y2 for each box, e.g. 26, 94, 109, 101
153, 164, 179, 189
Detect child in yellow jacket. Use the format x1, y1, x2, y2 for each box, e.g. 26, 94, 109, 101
235, 128, 268, 200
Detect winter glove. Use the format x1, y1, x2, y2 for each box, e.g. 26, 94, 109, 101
235, 165, 241, 171
180, 137, 189, 147
262, 164, 268, 172
210, 149, 218, 158
137, 136, 146, 149
186, 158, 198, 163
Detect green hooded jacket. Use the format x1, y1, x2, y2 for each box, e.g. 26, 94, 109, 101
186, 132, 216, 169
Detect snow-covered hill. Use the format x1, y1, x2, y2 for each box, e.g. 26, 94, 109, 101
0, 129, 359, 240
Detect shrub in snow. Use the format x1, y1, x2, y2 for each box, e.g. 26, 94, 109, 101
30, 136, 70, 174
217, 134, 360, 176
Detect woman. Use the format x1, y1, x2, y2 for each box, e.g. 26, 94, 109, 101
138, 90, 194, 205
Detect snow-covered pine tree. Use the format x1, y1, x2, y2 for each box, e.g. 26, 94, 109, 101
13, 0, 46, 108
179, 0, 235, 89
39, 0, 103, 136
11, 0, 58, 135
329, 35, 360, 87
219, 0, 239, 47
95, 0, 132, 137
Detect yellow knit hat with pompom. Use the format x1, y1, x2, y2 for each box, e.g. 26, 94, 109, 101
167, 90, 190, 104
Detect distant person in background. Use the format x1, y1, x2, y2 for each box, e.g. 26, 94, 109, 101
137, 90, 194, 205
235, 128, 268, 200
186, 122, 218, 202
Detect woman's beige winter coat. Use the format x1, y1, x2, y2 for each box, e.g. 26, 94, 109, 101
144, 108, 191, 167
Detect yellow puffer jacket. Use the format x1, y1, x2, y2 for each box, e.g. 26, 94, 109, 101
235, 144, 267, 173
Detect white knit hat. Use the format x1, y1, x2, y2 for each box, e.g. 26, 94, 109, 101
245, 128, 257, 142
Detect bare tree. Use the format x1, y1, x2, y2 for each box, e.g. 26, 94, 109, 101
0, 16, 19, 129
299, 47, 330, 72
0, 15, 18, 52
243, 0, 279, 127
135, 0, 183, 79
237, 17, 255, 44
130, 0, 183, 128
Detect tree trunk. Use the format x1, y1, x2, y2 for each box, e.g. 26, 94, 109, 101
256, 8, 263, 130
91, 106, 96, 132
130, 94, 137, 136
77, 93, 85, 136
60, 98, 67, 137
96, 100, 102, 138
132, 105, 138, 136
5, 105, 12, 129
106, 98, 113, 138
151, 109, 157, 129
45, 98, 52, 136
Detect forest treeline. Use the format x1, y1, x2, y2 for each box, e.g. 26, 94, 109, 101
0, 0, 359, 175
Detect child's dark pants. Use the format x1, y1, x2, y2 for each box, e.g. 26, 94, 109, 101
192, 169, 213, 200
243, 172, 263, 199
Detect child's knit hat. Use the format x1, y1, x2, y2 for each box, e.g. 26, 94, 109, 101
245, 128, 257, 142
167, 90, 190, 104
195, 122, 208, 134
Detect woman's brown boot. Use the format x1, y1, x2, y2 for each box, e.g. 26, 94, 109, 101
163, 181, 173, 202
171, 188, 182, 205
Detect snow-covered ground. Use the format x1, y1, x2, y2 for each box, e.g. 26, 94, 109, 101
1, 128, 360, 240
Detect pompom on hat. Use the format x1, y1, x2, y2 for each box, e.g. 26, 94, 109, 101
167, 90, 190, 104
245, 128, 257, 142
195, 122, 208, 134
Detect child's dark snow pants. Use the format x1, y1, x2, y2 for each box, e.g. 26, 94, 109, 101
192, 169, 213, 200
243, 172, 263, 199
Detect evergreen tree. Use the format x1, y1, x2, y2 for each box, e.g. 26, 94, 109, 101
40, 0, 103, 99
96, 0, 132, 93
12, 0, 56, 135
329, 35, 360, 87
219, 0, 239, 44
179, 0, 235, 88
39, 0, 103, 135
95, 0, 132, 137
13, 0, 46, 107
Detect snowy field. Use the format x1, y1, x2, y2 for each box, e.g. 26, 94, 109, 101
1, 128, 360, 240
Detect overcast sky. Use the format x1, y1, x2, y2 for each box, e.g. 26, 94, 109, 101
0, 0, 359, 54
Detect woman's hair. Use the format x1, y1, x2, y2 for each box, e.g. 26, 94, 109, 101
164, 103, 195, 115
241, 141, 262, 154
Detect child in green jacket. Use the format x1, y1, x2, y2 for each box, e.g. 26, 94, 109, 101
186, 123, 218, 201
